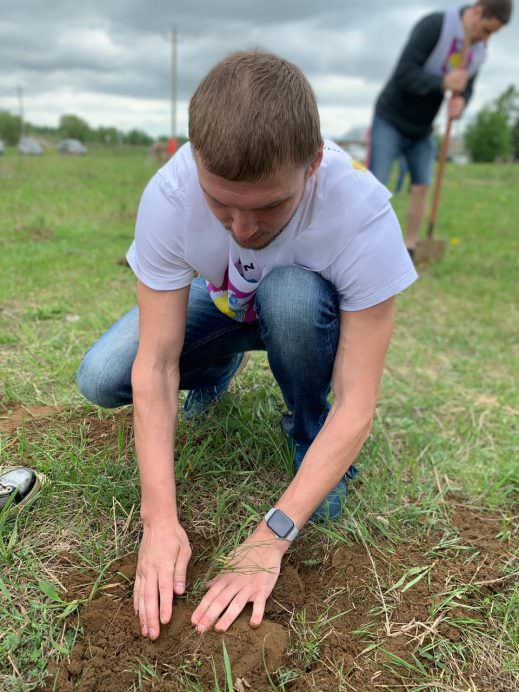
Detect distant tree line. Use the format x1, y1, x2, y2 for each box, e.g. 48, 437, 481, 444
2, 89, 518, 162
464, 84, 519, 162
0, 111, 183, 147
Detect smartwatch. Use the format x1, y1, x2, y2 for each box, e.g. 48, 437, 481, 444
264, 508, 299, 542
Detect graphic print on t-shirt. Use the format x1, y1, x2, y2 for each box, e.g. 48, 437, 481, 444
206, 256, 259, 322
443, 37, 472, 73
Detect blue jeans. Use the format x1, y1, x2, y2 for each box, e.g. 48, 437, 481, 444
77, 267, 340, 454
369, 115, 436, 186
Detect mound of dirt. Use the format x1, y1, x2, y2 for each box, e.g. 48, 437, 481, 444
47, 554, 288, 691
44, 502, 516, 691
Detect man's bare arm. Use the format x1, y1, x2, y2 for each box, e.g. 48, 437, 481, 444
132, 281, 188, 518
132, 280, 191, 640
192, 298, 396, 633
272, 297, 395, 527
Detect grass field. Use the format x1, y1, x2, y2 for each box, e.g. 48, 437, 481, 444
0, 148, 518, 691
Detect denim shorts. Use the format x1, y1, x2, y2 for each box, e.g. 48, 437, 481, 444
369, 115, 436, 186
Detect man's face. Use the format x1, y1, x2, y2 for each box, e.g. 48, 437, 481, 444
468, 8, 503, 43
196, 148, 323, 250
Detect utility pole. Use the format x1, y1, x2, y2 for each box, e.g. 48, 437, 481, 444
17, 84, 25, 139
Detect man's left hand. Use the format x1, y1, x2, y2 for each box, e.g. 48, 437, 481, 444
448, 95, 465, 120
191, 526, 287, 633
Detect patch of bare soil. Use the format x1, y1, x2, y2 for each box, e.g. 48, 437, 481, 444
0, 405, 136, 444
15, 223, 55, 242
73, 407, 134, 447
0, 401, 64, 433
47, 543, 288, 692
44, 504, 516, 691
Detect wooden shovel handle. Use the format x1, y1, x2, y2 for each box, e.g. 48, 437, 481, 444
427, 119, 453, 238
427, 37, 471, 238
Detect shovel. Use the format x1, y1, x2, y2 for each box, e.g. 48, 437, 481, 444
415, 38, 470, 263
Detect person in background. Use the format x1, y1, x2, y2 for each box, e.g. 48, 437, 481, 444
369, 0, 513, 259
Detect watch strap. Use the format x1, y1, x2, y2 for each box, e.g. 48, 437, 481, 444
284, 524, 298, 542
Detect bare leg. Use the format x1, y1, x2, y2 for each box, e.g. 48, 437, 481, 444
406, 184, 429, 249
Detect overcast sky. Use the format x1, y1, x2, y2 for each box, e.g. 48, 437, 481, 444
1, 1, 517, 139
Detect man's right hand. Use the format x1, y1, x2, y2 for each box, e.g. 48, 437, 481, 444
133, 517, 192, 640
443, 69, 468, 93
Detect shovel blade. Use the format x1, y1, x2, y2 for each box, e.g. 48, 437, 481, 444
415, 237, 446, 263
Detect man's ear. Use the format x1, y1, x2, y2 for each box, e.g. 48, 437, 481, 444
472, 4, 483, 22
307, 144, 324, 177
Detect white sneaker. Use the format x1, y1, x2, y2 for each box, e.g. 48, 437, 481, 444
0, 467, 45, 516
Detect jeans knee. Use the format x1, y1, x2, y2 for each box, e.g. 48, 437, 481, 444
76, 352, 124, 408
256, 266, 339, 357
77, 353, 101, 406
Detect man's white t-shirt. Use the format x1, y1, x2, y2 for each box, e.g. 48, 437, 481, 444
127, 140, 417, 320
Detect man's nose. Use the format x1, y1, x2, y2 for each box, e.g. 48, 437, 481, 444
231, 210, 257, 240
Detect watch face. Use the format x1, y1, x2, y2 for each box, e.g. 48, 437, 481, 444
267, 510, 294, 538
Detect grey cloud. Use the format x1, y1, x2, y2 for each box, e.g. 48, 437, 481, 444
1, 0, 516, 135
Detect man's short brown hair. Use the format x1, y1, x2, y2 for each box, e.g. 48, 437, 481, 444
188, 50, 322, 181
477, 0, 513, 23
